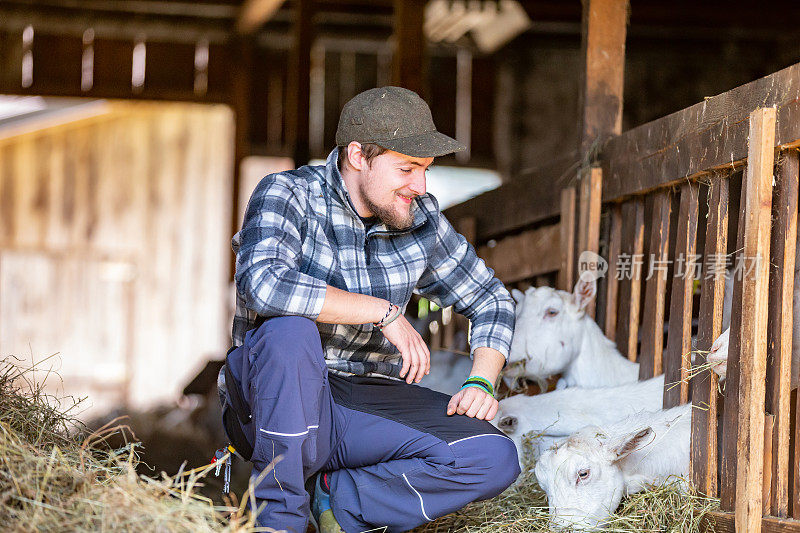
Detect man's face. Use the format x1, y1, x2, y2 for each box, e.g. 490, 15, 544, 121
358, 150, 433, 230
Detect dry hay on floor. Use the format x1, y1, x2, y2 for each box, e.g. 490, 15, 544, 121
413, 437, 720, 533
0, 355, 258, 533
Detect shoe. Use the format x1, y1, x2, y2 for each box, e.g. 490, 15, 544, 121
310, 472, 343, 533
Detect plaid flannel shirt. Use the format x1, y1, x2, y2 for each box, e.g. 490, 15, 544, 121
231, 149, 515, 379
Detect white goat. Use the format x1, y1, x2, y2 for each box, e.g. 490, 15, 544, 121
492, 376, 665, 465
497, 328, 730, 467
508, 277, 638, 389
534, 403, 691, 530
508, 275, 733, 389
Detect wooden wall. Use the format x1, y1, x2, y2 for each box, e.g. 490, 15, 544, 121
0, 101, 234, 415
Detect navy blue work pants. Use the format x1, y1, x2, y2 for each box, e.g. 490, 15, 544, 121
226, 316, 520, 533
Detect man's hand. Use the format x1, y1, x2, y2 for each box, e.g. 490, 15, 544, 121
447, 386, 498, 421
381, 315, 430, 384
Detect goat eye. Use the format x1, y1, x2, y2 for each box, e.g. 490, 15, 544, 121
577, 469, 591, 483
545, 308, 559, 318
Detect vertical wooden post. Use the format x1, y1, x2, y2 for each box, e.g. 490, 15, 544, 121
726, 107, 776, 533
766, 149, 798, 516
579, 0, 628, 158
638, 190, 671, 380
392, 0, 426, 95
576, 168, 602, 315
286, 0, 313, 165
664, 182, 699, 407
559, 187, 577, 291
604, 203, 622, 339
577, 0, 627, 319
691, 177, 729, 498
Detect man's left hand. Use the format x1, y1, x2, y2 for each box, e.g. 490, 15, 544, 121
446, 386, 498, 421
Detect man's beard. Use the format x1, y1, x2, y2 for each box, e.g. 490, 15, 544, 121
360, 184, 414, 230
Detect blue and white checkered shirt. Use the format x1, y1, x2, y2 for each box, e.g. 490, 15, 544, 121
231, 149, 515, 379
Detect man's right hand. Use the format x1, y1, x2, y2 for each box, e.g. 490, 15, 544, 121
381, 315, 430, 384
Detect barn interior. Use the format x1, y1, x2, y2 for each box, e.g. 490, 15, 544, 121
2, 1, 800, 531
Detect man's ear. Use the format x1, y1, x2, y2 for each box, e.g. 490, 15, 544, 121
608, 428, 653, 461
346, 141, 365, 171
573, 275, 597, 311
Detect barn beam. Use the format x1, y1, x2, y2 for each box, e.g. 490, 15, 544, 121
579, 0, 628, 160
572, 0, 627, 300
392, 0, 426, 95
229, 38, 254, 280
236, 0, 289, 34
285, 0, 314, 165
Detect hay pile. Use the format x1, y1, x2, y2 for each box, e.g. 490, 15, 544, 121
415, 438, 720, 533
0, 356, 257, 532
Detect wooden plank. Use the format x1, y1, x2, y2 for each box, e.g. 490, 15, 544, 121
795, 386, 800, 518
731, 107, 777, 533
579, 0, 628, 157
236, 0, 288, 34
604, 203, 622, 339
615, 198, 645, 362
766, 414, 776, 515
704, 511, 800, 533
392, 0, 426, 95
664, 182, 699, 407
691, 177, 728, 498
602, 62, 800, 203
478, 224, 561, 284
442, 154, 574, 242
559, 186, 577, 291
638, 190, 672, 379
767, 149, 799, 517
722, 169, 748, 512
577, 167, 602, 316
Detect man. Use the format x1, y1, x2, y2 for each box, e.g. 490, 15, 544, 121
222, 86, 519, 533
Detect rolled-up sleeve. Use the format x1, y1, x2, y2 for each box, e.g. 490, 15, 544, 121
415, 214, 515, 360
233, 174, 327, 319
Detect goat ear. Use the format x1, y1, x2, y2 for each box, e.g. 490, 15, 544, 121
609, 427, 652, 461
572, 275, 597, 310
497, 415, 518, 434
511, 288, 525, 305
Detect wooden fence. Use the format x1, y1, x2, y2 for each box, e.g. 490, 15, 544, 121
443, 61, 800, 532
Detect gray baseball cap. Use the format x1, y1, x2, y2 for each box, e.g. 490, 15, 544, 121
335, 86, 466, 158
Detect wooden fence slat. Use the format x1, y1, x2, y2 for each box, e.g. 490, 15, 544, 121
559, 187, 577, 291
663, 182, 699, 407
766, 414, 776, 515
577, 167, 603, 316
615, 198, 645, 362
722, 168, 748, 512
767, 149, 799, 517
639, 190, 672, 379
691, 177, 728, 498
604, 204, 622, 339
794, 387, 800, 518
727, 107, 776, 533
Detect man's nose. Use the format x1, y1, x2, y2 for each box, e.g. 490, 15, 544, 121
409, 173, 426, 195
